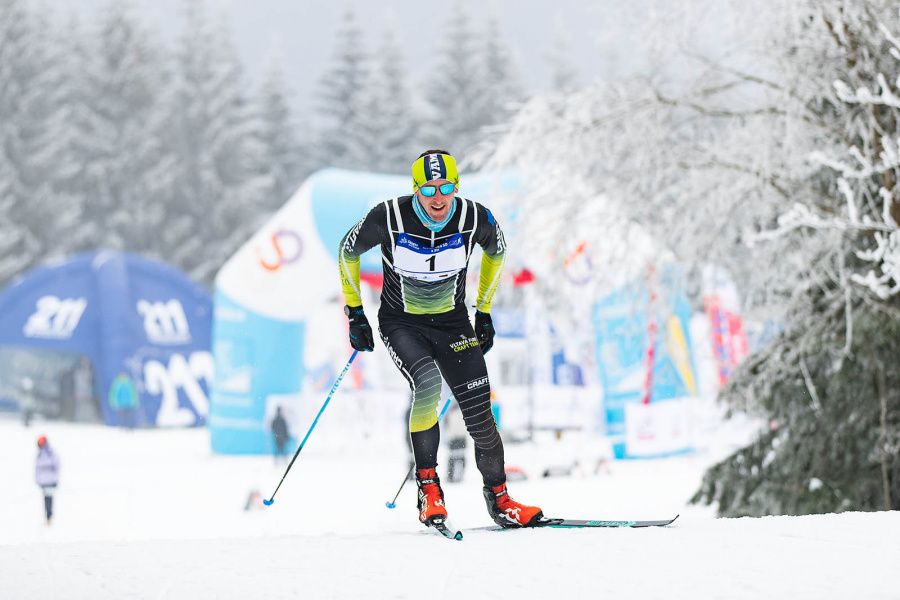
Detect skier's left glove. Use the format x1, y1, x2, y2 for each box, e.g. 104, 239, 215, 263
474, 311, 495, 354
345, 305, 375, 352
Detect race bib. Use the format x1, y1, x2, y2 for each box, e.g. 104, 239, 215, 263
393, 233, 467, 282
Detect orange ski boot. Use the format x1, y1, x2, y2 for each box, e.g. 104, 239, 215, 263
483, 482, 544, 528
416, 468, 448, 526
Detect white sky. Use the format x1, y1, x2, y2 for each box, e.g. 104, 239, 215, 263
51, 0, 632, 113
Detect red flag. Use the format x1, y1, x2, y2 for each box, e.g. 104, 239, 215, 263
512, 268, 535, 287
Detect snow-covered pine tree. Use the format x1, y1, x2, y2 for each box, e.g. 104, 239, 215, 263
315, 4, 370, 167
362, 13, 420, 174
0, 0, 82, 285
0, 0, 32, 281
479, 13, 526, 129
422, 3, 489, 156
75, 0, 175, 256
166, 0, 271, 286
546, 16, 580, 92
50, 8, 103, 255
257, 59, 312, 208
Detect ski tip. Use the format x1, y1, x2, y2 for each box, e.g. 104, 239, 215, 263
454, 531, 463, 540
262, 498, 274, 506
385, 501, 396, 509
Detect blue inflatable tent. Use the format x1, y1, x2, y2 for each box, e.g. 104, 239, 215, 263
0, 251, 212, 427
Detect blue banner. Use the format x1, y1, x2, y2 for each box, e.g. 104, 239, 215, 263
593, 267, 697, 458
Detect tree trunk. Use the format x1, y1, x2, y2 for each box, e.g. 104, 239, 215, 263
874, 359, 892, 511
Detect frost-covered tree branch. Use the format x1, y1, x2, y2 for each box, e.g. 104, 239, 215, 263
486, 0, 900, 516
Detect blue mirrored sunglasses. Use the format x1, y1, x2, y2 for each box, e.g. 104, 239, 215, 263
419, 183, 456, 196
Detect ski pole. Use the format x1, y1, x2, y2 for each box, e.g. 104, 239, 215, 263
385, 394, 455, 509
263, 350, 359, 506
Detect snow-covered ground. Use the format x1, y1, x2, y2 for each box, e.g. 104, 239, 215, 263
1, 417, 898, 599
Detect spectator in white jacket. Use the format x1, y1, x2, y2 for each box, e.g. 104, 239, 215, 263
35, 436, 60, 524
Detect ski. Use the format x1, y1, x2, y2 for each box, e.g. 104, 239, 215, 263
425, 517, 463, 540
540, 515, 678, 529
475, 515, 678, 531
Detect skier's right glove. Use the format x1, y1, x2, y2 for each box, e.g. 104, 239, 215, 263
345, 305, 375, 352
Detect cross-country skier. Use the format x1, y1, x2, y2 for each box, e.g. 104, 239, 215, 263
338, 150, 545, 530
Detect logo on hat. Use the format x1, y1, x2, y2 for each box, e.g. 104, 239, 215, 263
428, 154, 443, 180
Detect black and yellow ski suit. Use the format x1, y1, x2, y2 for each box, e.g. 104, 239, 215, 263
338, 194, 508, 486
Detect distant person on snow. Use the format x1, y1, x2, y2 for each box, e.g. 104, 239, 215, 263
72, 357, 97, 422
35, 436, 60, 525
109, 372, 139, 430
338, 150, 545, 531
270, 406, 290, 463
19, 377, 38, 427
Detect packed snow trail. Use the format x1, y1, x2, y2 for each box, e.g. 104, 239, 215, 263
3, 512, 899, 599
2, 422, 898, 599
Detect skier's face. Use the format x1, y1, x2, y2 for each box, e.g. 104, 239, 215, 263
415, 179, 457, 222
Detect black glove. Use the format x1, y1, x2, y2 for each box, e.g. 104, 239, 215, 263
474, 311, 495, 354
345, 305, 374, 352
